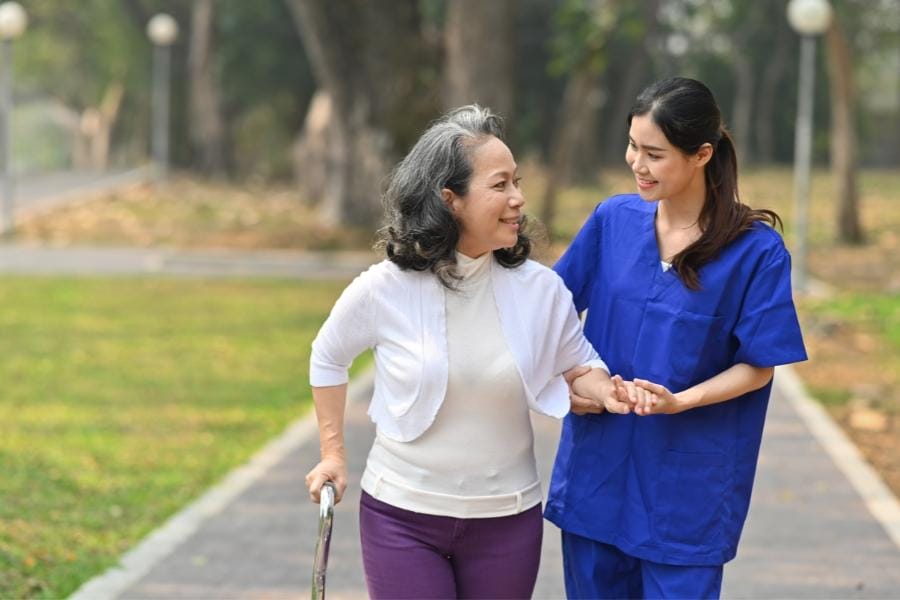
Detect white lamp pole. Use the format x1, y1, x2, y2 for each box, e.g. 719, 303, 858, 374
787, 0, 833, 293
147, 13, 178, 182
0, 1, 26, 234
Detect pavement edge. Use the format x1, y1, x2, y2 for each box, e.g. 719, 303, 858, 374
776, 364, 900, 549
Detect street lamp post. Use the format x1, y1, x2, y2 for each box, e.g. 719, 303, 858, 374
0, 1, 26, 235
147, 13, 178, 182
787, 0, 833, 293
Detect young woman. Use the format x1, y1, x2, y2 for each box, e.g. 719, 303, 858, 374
546, 77, 807, 599
307, 105, 624, 599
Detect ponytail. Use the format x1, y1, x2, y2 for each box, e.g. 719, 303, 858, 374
673, 130, 782, 290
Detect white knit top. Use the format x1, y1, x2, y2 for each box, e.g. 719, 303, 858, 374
360, 252, 542, 518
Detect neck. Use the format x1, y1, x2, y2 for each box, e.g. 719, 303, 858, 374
659, 178, 706, 230
456, 242, 490, 260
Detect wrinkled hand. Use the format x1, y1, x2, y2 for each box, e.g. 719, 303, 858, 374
564, 365, 601, 415
305, 455, 347, 504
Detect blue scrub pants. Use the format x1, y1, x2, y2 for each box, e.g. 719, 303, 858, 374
562, 531, 723, 599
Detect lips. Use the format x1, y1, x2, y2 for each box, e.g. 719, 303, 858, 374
636, 177, 657, 189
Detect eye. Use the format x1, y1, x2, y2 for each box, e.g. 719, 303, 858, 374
648, 154, 661, 160
628, 141, 637, 150
513, 176, 522, 187
493, 181, 506, 190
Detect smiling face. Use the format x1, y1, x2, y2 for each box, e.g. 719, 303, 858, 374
625, 114, 711, 205
443, 136, 524, 258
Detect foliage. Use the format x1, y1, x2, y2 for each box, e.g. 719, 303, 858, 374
7, 0, 899, 176
215, 0, 314, 178
0, 276, 354, 599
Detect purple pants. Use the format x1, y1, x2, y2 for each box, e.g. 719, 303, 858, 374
359, 491, 543, 599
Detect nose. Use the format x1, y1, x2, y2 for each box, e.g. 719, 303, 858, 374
510, 186, 525, 208
630, 154, 648, 175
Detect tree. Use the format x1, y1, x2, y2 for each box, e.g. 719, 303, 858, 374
188, 0, 227, 176
825, 16, 863, 243
541, 0, 618, 236
15, 2, 150, 170
601, 0, 661, 163
285, 0, 438, 227
755, 12, 791, 164
443, 0, 516, 120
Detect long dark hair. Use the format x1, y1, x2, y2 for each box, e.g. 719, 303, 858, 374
627, 77, 782, 290
377, 105, 532, 288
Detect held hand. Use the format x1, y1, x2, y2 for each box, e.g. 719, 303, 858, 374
305, 455, 348, 504
564, 365, 602, 415
632, 378, 681, 415
569, 368, 633, 415
602, 374, 632, 414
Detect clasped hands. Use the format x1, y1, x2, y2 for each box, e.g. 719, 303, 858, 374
564, 366, 682, 416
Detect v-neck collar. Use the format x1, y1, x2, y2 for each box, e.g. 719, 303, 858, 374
643, 203, 681, 298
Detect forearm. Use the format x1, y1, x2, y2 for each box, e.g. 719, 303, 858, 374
312, 384, 348, 459
674, 363, 774, 412
571, 367, 612, 400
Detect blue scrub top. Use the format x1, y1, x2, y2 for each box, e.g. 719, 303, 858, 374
545, 194, 807, 566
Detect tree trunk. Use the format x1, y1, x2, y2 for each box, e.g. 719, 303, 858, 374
755, 18, 790, 164
71, 84, 123, 170
541, 65, 602, 237
825, 18, 864, 244
444, 0, 516, 121
189, 0, 227, 176
90, 83, 124, 170
286, 0, 431, 227
731, 51, 755, 165
603, 0, 660, 163
293, 90, 335, 206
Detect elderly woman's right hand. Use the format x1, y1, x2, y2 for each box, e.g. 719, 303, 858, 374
306, 455, 348, 504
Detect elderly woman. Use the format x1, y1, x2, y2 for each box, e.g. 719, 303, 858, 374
306, 105, 623, 599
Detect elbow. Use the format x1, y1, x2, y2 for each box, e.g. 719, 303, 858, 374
752, 365, 775, 391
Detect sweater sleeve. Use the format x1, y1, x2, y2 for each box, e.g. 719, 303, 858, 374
551, 277, 608, 376
309, 269, 377, 387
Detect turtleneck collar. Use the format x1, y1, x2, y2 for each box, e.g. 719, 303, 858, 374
455, 250, 492, 284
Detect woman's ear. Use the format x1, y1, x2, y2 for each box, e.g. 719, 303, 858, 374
696, 143, 713, 168
441, 188, 457, 212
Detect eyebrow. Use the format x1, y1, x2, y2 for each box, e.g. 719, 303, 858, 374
488, 167, 518, 179
629, 137, 667, 152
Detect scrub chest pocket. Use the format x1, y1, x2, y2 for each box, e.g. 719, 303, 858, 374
632, 300, 726, 389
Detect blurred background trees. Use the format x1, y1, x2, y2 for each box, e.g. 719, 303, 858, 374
10, 0, 899, 238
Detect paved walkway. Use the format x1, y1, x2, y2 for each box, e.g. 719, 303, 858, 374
10, 168, 152, 225
68, 365, 900, 600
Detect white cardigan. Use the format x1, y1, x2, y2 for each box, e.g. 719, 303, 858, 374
309, 257, 606, 442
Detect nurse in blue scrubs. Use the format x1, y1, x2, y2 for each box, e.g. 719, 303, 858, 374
547, 77, 808, 599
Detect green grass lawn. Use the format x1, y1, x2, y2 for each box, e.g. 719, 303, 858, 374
0, 276, 358, 599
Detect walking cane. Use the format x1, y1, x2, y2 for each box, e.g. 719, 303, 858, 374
311, 481, 336, 600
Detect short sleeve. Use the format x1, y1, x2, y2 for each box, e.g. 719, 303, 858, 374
309, 270, 377, 386
733, 254, 807, 367
554, 204, 602, 312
